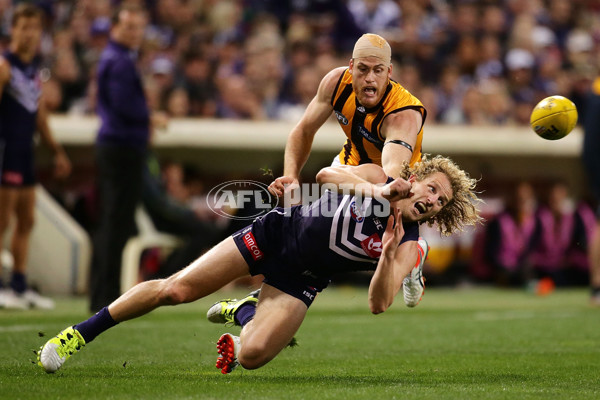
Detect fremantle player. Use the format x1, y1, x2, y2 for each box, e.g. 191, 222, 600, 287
37, 155, 480, 374
0, 4, 71, 310
272, 33, 429, 306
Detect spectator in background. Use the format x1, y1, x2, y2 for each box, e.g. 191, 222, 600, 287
583, 76, 600, 305
141, 154, 222, 279
504, 48, 536, 121
347, 0, 401, 37
0, 4, 71, 309
530, 181, 576, 285
436, 64, 468, 124
276, 65, 320, 121
165, 86, 190, 117
90, 4, 158, 312
149, 55, 175, 107
216, 74, 265, 120
179, 52, 216, 117
484, 181, 538, 286
567, 199, 596, 286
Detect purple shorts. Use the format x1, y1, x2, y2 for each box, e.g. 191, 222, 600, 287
232, 224, 321, 308
0, 140, 35, 187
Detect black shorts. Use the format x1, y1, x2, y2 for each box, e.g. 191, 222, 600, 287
0, 140, 35, 187
232, 224, 323, 308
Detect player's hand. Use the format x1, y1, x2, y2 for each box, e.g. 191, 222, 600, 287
381, 208, 404, 256
379, 177, 412, 202
54, 151, 71, 179
268, 176, 299, 198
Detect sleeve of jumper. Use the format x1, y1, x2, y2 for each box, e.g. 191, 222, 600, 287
106, 58, 149, 123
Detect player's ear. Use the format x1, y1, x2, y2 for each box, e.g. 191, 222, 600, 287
408, 175, 416, 183
388, 63, 393, 78
349, 58, 354, 74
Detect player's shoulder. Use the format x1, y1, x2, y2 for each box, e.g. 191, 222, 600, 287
321, 67, 347, 91
316, 66, 347, 104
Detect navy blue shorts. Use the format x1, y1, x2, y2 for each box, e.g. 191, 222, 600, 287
232, 224, 322, 308
0, 140, 35, 187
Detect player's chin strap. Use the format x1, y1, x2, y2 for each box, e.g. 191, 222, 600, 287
384, 139, 413, 153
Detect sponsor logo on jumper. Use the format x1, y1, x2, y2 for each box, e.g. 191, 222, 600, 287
242, 231, 263, 261
2, 171, 23, 185
207, 180, 276, 220
334, 111, 349, 125
357, 106, 366, 113
360, 233, 383, 258
349, 201, 364, 222
357, 126, 381, 144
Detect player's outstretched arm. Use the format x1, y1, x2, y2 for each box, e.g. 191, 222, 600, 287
283, 67, 344, 180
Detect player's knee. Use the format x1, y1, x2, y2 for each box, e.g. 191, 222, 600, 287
159, 279, 193, 305
238, 350, 268, 370
15, 215, 35, 234
238, 342, 272, 370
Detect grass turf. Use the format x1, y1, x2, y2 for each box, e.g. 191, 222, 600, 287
1, 287, 599, 399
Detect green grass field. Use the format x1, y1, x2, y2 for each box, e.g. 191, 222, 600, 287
1, 287, 599, 399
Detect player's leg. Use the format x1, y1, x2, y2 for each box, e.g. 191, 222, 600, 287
215, 283, 308, 373
8, 186, 54, 309
38, 236, 251, 373
11, 187, 35, 277
238, 284, 307, 369
0, 187, 23, 308
108, 236, 250, 321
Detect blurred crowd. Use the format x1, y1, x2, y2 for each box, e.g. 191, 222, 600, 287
1, 0, 600, 124
420, 179, 596, 289
1, 0, 598, 291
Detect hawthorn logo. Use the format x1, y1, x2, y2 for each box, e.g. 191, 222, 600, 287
207, 180, 277, 220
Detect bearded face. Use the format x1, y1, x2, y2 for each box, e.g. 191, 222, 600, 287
349, 57, 392, 109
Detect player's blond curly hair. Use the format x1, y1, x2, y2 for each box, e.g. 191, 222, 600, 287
399, 154, 482, 236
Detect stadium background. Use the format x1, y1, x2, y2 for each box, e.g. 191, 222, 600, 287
0, 3, 599, 399
0, 0, 597, 293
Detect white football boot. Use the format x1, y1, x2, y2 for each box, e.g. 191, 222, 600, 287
403, 237, 428, 308
215, 333, 241, 374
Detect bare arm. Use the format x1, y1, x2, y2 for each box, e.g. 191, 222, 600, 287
315, 163, 411, 201
37, 98, 71, 178
283, 67, 345, 180
380, 109, 423, 178
0, 57, 11, 102
368, 216, 418, 314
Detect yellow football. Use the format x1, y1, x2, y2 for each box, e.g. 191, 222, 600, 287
530, 95, 578, 140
